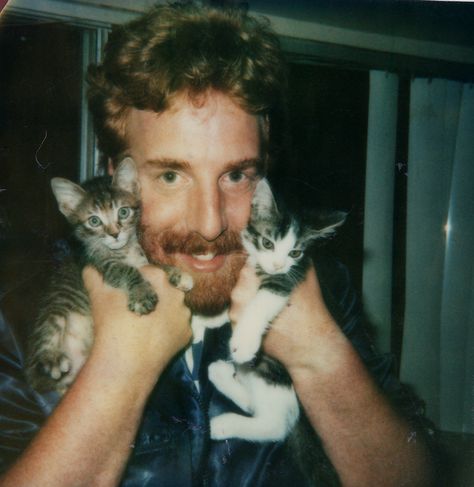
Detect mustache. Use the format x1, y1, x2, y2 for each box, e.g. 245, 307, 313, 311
140, 226, 244, 255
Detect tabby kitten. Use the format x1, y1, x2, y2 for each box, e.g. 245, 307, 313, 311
26, 158, 191, 394
209, 179, 346, 449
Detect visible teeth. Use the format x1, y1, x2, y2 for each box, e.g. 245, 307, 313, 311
192, 252, 215, 261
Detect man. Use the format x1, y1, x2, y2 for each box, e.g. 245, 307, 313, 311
0, 3, 435, 486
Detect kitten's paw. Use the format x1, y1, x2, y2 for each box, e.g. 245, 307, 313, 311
230, 328, 261, 364
35, 351, 72, 381
171, 271, 194, 292
208, 360, 235, 389
128, 282, 158, 315
210, 413, 237, 440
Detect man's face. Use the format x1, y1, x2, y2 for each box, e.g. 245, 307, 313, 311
123, 92, 263, 315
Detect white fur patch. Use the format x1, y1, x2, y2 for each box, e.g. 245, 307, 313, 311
124, 239, 148, 267
209, 360, 299, 441
244, 225, 300, 276
230, 289, 288, 363
185, 311, 229, 378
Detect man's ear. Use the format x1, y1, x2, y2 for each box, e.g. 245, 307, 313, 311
107, 158, 114, 176
260, 114, 270, 141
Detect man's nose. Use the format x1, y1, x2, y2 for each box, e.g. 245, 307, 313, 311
186, 183, 228, 241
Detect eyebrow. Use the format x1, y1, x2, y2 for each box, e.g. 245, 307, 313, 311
226, 158, 265, 174
144, 158, 191, 171
144, 157, 265, 174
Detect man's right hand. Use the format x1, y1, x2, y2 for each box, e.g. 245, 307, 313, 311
83, 265, 192, 386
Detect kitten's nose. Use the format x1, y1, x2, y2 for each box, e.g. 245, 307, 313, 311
273, 262, 284, 272
106, 226, 120, 239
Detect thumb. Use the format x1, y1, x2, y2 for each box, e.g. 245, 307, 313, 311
82, 266, 106, 302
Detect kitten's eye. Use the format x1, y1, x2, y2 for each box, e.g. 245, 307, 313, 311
118, 207, 131, 220
261, 237, 274, 250
289, 249, 303, 259
88, 216, 102, 227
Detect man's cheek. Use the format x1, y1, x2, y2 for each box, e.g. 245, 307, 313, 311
225, 194, 253, 230
141, 199, 170, 230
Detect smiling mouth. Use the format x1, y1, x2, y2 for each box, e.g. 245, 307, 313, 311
192, 252, 216, 261
176, 252, 226, 272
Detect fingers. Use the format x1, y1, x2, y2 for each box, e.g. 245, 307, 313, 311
81, 264, 192, 368
82, 265, 186, 326
229, 262, 260, 324
139, 265, 170, 289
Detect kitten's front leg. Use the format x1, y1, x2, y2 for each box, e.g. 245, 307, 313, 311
126, 274, 158, 315
99, 261, 158, 315
208, 360, 253, 414
230, 289, 288, 363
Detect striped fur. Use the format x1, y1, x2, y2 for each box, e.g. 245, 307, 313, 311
25, 158, 191, 394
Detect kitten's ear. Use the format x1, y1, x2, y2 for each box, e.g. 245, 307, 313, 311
51, 178, 86, 219
112, 157, 139, 195
251, 178, 279, 218
307, 210, 347, 241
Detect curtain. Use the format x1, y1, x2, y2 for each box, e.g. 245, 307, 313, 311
363, 71, 399, 354
400, 78, 474, 434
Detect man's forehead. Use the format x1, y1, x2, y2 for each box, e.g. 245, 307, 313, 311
123, 95, 265, 168
124, 91, 264, 135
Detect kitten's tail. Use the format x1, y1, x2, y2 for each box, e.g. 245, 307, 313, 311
287, 412, 341, 487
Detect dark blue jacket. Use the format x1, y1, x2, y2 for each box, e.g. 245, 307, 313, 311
0, 257, 431, 486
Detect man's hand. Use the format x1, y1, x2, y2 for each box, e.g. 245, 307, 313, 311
0, 265, 192, 487
229, 262, 341, 373
229, 262, 434, 487
83, 265, 192, 381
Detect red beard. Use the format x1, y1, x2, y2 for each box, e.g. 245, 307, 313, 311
139, 225, 247, 316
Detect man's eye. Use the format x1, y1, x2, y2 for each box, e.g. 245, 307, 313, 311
220, 170, 258, 194
160, 171, 179, 184
153, 170, 190, 193
228, 170, 245, 183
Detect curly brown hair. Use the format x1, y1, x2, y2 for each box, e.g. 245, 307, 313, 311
87, 2, 288, 170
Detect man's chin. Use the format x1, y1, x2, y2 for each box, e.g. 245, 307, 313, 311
139, 227, 246, 316
151, 250, 246, 317
179, 252, 246, 316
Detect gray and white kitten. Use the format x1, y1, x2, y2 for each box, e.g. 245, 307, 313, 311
208, 179, 345, 450
26, 158, 192, 394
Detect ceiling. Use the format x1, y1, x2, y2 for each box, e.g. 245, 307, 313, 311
2, 0, 474, 66
248, 0, 474, 48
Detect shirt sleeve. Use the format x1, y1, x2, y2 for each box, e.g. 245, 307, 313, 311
0, 309, 59, 474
